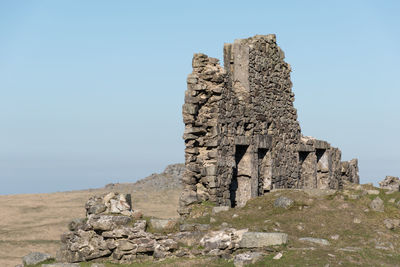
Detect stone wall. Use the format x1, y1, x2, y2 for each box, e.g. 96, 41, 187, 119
179, 35, 359, 216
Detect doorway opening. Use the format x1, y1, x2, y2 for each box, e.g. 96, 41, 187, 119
230, 145, 252, 207
258, 148, 272, 194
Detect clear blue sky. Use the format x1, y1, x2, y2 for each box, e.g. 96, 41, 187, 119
1, 1, 399, 194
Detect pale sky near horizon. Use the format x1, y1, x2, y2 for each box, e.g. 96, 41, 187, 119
1, 1, 399, 194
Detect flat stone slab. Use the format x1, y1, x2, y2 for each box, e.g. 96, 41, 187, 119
299, 237, 330, 246
239, 232, 288, 248
149, 218, 178, 231
234, 252, 264, 267
23, 252, 54, 266
42, 264, 80, 267
212, 206, 230, 214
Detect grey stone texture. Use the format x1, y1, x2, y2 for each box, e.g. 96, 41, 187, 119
379, 176, 400, 191
370, 197, 385, 212
149, 219, 178, 231
22, 252, 53, 266
180, 34, 359, 215
233, 252, 264, 267
299, 237, 330, 246
274, 196, 294, 209
239, 232, 288, 248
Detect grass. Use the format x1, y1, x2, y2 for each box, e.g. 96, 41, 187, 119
28, 184, 400, 267
180, 185, 400, 266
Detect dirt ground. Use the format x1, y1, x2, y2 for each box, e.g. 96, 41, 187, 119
0, 188, 181, 267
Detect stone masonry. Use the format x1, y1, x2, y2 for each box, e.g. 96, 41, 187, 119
179, 35, 359, 216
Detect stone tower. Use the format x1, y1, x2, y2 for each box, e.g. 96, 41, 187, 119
179, 35, 358, 216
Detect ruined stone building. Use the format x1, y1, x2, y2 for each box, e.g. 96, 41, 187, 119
179, 35, 359, 216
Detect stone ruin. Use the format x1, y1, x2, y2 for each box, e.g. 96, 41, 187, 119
179, 34, 359, 215
56, 192, 288, 264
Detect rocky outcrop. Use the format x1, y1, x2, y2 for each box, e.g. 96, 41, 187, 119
104, 163, 184, 192
379, 176, 400, 192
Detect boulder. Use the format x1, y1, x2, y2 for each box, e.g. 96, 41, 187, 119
22, 252, 54, 266
274, 196, 294, 209
379, 176, 400, 191
370, 197, 384, 212
179, 190, 198, 206
149, 219, 178, 231
383, 218, 400, 230
200, 228, 248, 251
239, 232, 288, 248
212, 206, 230, 214
233, 252, 264, 267
299, 237, 330, 246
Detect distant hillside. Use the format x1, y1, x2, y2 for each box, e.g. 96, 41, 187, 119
103, 163, 184, 192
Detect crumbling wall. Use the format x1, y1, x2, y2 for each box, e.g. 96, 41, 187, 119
179, 35, 359, 216
179, 54, 225, 215
341, 159, 359, 184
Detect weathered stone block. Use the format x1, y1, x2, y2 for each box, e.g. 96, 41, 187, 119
239, 232, 288, 248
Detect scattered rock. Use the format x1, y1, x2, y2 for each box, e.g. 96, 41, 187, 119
233, 252, 263, 267
42, 264, 80, 267
299, 237, 330, 246
337, 247, 361, 252
274, 196, 294, 209
239, 232, 288, 248
179, 223, 210, 232
366, 190, 379, 195
370, 197, 384, 212
212, 206, 230, 214
273, 252, 283, 259
353, 218, 361, 224
330, 235, 340, 240
149, 219, 178, 231
210, 217, 216, 223
383, 219, 400, 230
232, 214, 239, 218
22, 252, 54, 266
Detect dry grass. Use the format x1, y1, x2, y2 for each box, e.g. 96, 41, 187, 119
0, 188, 181, 267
